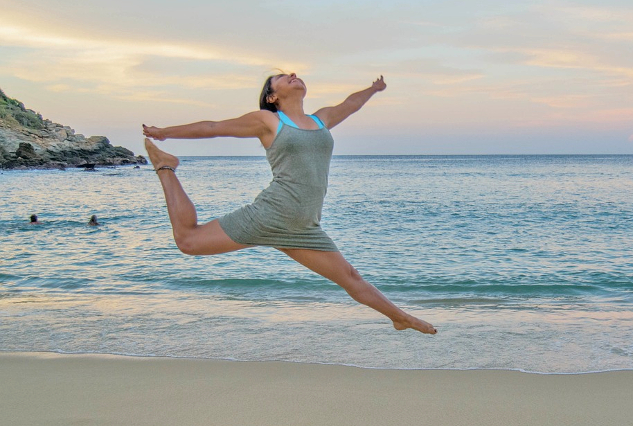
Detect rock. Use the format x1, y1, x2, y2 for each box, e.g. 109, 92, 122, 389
113, 145, 134, 157
15, 142, 38, 159
0, 144, 10, 160
0, 87, 147, 170
55, 129, 68, 140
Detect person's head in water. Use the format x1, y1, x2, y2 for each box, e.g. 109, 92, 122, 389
29, 214, 40, 224
259, 73, 307, 112
88, 215, 100, 226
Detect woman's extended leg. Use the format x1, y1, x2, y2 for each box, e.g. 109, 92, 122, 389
145, 138, 249, 255
278, 248, 437, 334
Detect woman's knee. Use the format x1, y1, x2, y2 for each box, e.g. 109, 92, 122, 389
346, 263, 363, 282
341, 264, 367, 296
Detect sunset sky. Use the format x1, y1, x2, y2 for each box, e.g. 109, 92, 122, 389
1, 0, 631, 156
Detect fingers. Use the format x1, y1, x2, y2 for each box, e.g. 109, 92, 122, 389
142, 124, 155, 138
372, 75, 386, 91
142, 125, 166, 141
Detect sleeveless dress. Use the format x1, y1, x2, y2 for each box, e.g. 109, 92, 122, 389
218, 112, 338, 252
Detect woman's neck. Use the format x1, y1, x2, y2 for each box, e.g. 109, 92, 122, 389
278, 98, 305, 118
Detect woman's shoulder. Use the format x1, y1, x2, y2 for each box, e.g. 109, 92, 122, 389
246, 109, 278, 123
255, 110, 280, 129
233, 110, 279, 130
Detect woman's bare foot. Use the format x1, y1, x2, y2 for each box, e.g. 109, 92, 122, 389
144, 138, 179, 171
393, 314, 437, 334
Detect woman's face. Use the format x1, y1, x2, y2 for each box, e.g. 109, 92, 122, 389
270, 73, 306, 99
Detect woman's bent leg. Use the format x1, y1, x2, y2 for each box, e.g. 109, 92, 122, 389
145, 138, 249, 255
278, 248, 437, 334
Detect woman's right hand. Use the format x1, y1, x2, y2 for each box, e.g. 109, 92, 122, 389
142, 124, 166, 141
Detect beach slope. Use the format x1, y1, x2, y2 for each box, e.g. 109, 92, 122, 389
1, 352, 631, 426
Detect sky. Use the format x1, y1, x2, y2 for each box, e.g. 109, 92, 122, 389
0, 0, 631, 156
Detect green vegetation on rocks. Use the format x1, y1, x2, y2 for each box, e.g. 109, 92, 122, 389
0, 89, 44, 130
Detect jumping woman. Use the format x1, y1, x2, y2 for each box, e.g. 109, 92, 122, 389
143, 73, 437, 334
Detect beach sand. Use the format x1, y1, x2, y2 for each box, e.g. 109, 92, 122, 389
1, 352, 631, 426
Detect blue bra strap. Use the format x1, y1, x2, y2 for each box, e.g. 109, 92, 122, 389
277, 111, 324, 132
309, 115, 325, 129
278, 111, 298, 128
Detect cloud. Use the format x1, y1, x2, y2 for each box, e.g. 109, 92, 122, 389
599, 32, 633, 41
548, 5, 633, 24
530, 95, 591, 109
382, 58, 484, 86
0, 24, 296, 68
629, 134, 633, 142
512, 48, 633, 79
0, 23, 308, 105
446, 3, 633, 81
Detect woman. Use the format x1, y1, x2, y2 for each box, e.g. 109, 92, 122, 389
143, 73, 436, 334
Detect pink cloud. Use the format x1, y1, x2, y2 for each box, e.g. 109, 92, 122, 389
629, 134, 633, 142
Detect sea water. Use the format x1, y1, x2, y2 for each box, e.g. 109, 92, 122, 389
1, 155, 632, 373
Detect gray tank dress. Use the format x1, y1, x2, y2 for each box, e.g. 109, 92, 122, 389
218, 112, 338, 252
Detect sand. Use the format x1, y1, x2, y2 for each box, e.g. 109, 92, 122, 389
1, 352, 631, 426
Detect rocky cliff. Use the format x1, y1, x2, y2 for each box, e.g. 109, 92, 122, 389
0, 88, 147, 169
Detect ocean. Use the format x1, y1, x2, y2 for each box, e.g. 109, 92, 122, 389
1, 155, 632, 373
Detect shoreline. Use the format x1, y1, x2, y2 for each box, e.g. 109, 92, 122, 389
3, 349, 632, 375
0, 162, 147, 171
2, 352, 632, 426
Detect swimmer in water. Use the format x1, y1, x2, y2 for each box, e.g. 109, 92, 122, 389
88, 215, 100, 226
143, 73, 436, 335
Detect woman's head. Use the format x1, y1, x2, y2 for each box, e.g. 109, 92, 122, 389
30, 214, 37, 223
259, 73, 306, 112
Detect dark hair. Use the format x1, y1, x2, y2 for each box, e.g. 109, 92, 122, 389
259, 75, 278, 112
30, 214, 37, 222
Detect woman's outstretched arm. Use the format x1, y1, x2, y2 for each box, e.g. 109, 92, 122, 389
143, 110, 277, 142
314, 76, 386, 129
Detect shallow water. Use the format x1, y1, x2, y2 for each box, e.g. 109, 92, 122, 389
1, 155, 632, 372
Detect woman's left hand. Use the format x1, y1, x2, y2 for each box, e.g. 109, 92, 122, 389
142, 124, 166, 141
372, 75, 387, 92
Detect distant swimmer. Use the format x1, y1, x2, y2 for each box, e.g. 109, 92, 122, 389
29, 214, 41, 225
143, 73, 436, 335
88, 215, 100, 226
